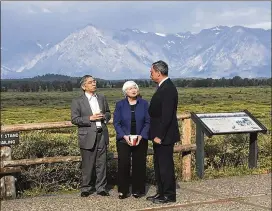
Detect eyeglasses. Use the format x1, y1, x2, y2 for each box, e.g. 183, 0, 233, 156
86, 80, 97, 84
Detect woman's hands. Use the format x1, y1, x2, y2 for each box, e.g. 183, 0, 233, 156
123, 135, 132, 146
123, 135, 142, 146
136, 135, 142, 146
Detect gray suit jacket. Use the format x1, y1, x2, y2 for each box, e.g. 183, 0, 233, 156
71, 93, 111, 149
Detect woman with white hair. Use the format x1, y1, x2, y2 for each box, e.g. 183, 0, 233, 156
113, 81, 150, 199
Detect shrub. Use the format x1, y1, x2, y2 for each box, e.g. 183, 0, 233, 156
12, 130, 156, 197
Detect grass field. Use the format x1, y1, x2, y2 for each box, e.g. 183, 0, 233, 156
1, 87, 271, 127
0, 87, 271, 195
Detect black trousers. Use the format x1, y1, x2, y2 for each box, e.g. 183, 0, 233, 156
153, 143, 176, 197
116, 140, 148, 195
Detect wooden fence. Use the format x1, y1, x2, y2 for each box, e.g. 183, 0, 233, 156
0, 114, 195, 199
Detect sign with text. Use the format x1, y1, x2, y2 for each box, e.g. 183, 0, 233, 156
191, 110, 267, 137
0, 132, 20, 146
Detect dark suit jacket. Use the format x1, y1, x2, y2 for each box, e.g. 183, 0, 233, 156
71, 93, 111, 149
148, 78, 180, 145
113, 97, 150, 141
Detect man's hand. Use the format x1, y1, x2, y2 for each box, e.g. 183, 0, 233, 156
136, 135, 142, 146
153, 137, 162, 144
123, 135, 132, 146
90, 113, 104, 121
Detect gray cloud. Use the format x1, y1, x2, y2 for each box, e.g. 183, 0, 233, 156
189, 4, 271, 32
1, 1, 271, 47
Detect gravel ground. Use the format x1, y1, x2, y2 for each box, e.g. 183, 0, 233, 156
1, 174, 271, 211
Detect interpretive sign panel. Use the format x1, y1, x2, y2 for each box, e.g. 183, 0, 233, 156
191, 110, 267, 137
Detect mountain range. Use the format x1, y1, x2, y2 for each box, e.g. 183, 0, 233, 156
1, 25, 271, 79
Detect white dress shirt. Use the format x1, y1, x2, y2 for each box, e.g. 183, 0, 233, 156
158, 77, 169, 87
85, 92, 102, 128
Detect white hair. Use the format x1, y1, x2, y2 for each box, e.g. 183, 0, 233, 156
122, 81, 139, 96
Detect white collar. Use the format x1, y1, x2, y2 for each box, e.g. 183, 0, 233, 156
158, 77, 169, 87
85, 92, 97, 100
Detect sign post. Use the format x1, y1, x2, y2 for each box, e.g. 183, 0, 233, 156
249, 132, 258, 168
195, 124, 205, 179
191, 110, 267, 179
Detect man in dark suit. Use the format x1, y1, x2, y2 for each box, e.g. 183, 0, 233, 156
146, 60, 180, 204
71, 75, 111, 197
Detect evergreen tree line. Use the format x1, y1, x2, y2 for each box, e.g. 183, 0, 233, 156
1, 76, 271, 92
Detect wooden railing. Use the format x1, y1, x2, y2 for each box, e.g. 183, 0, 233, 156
0, 114, 195, 199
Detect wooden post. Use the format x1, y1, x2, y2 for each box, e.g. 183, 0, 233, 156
181, 118, 192, 181
0, 152, 5, 199
249, 132, 258, 168
0, 146, 16, 199
195, 124, 205, 179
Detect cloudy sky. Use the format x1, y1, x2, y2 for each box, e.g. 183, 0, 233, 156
1, 1, 271, 45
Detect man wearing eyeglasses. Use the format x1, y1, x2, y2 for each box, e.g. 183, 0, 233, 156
71, 75, 111, 197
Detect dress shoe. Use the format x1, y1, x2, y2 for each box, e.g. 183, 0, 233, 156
97, 191, 110, 196
153, 196, 176, 204
146, 193, 161, 201
132, 193, 144, 198
118, 193, 128, 199
80, 191, 90, 197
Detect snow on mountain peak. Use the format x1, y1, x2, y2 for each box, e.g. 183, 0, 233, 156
212, 26, 221, 31
140, 30, 148, 34
155, 33, 166, 37
132, 29, 140, 33
36, 42, 43, 50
